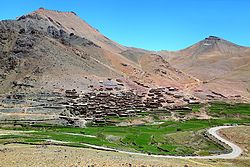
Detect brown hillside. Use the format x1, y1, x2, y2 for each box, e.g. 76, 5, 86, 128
0, 8, 196, 94
160, 36, 250, 98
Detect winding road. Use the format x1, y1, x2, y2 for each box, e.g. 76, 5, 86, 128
81, 126, 242, 159
204, 126, 243, 159
0, 126, 243, 159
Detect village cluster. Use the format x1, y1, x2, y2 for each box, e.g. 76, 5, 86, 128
64, 86, 200, 125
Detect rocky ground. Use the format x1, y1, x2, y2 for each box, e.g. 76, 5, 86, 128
0, 144, 230, 167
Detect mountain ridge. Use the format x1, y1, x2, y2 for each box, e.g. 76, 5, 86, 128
0, 8, 249, 99
159, 36, 250, 99
0, 8, 199, 95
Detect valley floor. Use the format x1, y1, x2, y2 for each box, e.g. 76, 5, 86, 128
0, 126, 249, 167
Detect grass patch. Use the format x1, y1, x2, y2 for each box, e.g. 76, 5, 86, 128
0, 134, 24, 139
209, 102, 250, 117
189, 104, 203, 112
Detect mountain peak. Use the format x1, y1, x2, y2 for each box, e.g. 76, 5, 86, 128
22, 8, 125, 53
177, 35, 245, 57
201, 35, 244, 49
201, 36, 223, 47
33, 7, 77, 16
205, 36, 221, 41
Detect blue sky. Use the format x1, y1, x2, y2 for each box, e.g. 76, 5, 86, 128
0, 0, 249, 51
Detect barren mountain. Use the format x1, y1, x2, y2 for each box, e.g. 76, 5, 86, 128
0, 8, 196, 94
160, 36, 250, 98
1, 8, 248, 99
32, 8, 126, 53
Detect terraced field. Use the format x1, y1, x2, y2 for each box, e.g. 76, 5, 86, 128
0, 102, 249, 157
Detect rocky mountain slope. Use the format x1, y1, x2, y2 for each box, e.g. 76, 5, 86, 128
0, 8, 197, 94
160, 36, 250, 98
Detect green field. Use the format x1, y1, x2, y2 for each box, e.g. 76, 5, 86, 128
0, 102, 249, 156
208, 102, 250, 117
